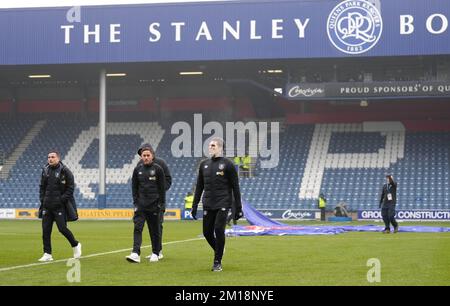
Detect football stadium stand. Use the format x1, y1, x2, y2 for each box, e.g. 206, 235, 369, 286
0, 115, 449, 211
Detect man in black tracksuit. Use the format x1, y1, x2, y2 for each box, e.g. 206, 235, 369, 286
379, 175, 399, 234
137, 144, 172, 260
38, 150, 81, 262
191, 138, 243, 272
126, 144, 165, 263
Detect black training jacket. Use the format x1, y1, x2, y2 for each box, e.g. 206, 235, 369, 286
39, 162, 74, 210
132, 162, 166, 211
193, 156, 242, 211
380, 181, 397, 207
138, 157, 172, 190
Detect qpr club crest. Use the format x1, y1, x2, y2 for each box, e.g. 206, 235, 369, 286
327, 0, 383, 55
218, 164, 225, 170
150, 170, 155, 176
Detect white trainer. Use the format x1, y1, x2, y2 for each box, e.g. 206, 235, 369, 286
73, 243, 82, 259
38, 253, 53, 262
126, 252, 141, 263
146, 252, 163, 260
149, 253, 159, 262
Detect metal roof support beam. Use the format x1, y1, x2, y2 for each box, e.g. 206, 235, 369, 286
98, 69, 107, 209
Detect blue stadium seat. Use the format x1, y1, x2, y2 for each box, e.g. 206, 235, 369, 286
1, 119, 449, 211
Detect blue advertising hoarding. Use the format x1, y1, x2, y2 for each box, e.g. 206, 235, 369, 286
0, 0, 449, 65
285, 81, 450, 99
256, 209, 318, 220
183, 208, 318, 220
183, 209, 203, 220
358, 210, 450, 221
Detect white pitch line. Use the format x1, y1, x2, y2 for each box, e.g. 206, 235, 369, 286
0, 233, 30, 236
0, 237, 203, 273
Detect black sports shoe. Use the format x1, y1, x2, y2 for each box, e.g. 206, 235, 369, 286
382, 229, 390, 234
393, 226, 399, 233
211, 262, 222, 272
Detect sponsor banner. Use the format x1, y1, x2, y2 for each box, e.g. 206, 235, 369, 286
358, 210, 450, 221
0, 209, 16, 219
286, 84, 326, 99
258, 209, 318, 220
163, 209, 181, 220
15, 209, 39, 219
14, 208, 181, 220
78, 209, 181, 220
0, 0, 449, 65
286, 81, 450, 99
183, 209, 203, 220
78, 209, 133, 219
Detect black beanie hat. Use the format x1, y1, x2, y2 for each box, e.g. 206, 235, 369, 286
138, 143, 155, 156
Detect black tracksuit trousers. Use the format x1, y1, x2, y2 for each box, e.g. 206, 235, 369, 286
159, 211, 164, 253
132, 210, 161, 256
203, 208, 229, 264
381, 205, 398, 230
42, 208, 78, 254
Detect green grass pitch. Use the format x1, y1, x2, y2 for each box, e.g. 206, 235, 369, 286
0, 220, 449, 286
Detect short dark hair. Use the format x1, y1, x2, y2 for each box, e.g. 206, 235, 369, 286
140, 148, 154, 156
48, 150, 60, 157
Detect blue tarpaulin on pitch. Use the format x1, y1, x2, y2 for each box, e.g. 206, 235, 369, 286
226, 201, 450, 236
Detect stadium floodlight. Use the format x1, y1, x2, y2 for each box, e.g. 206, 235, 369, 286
106, 73, 127, 77
267, 70, 283, 74
179, 71, 204, 76
28, 74, 51, 78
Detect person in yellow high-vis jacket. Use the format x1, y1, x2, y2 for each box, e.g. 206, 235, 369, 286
184, 192, 194, 210
241, 155, 252, 177
318, 193, 327, 221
